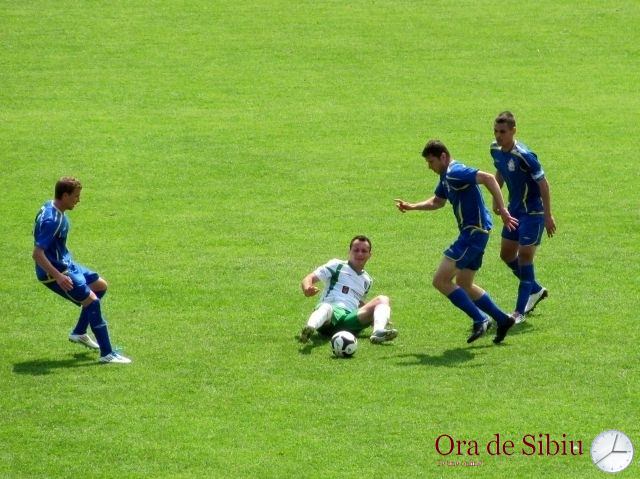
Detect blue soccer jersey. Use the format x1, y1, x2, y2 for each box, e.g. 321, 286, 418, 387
434, 161, 493, 232
490, 140, 545, 216
33, 200, 73, 280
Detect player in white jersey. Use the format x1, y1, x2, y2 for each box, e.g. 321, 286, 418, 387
298, 235, 397, 344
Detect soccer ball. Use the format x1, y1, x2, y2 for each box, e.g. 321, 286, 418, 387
330, 331, 358, 357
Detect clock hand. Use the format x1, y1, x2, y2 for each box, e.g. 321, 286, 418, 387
611, 450, 630, 454
612, 437, 630, 453
612, 433, 619, 451
595, 450, 613, 465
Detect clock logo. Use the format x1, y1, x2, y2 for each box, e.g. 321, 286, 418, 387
591, 430, 634, 473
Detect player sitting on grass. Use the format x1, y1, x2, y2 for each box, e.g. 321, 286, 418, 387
298, 235, 397, 345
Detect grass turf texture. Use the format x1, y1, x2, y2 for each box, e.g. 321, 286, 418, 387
1, 0, 639, 477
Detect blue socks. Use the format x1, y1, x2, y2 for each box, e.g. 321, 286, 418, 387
447, 287, 486, 324
507, 259, 542, 294
84, 299, 113, 356
72, 289, 107, 336
474, 293, 509, 325
516, 264, 535, 313
72, 306, 91, 336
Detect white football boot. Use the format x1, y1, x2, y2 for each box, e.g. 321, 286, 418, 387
298, 326, 315, 343
99, 352, 132, 364
370, 328, 398, 344
512, 312, 526, 324
525, 288, 548, 314
68, 333, 99, 350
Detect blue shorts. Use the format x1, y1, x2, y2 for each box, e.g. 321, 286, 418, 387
502, 213, 544, 246
444, 229, 489, 271
39, 262, 99, 305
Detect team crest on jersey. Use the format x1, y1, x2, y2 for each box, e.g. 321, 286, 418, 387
508, 159, 516, 172
342, 286, 350, 294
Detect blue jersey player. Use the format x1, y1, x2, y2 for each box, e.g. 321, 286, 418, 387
32, 177, 131, 364
395, 139, 518, 344
491, 112, 557, 323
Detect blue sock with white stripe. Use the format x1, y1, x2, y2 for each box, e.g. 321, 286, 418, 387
85, 300, 113, 356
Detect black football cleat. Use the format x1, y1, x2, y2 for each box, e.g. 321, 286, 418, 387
467, 319, 489, 344
493, 315, 516, 344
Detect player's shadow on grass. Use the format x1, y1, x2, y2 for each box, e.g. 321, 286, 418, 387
396, 347, 485, 368
297, 335, 329, 355
13, 352, 99, 376
505, 320, 535, 337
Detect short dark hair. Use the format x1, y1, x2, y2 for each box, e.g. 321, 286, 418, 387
55, 177, 82, 199
422, 139, 450, 159
349, 235, 372, 251
495, 111, 516, 128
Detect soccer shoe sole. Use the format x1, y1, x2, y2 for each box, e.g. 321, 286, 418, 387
493, 316, 516, 344
525, 289, 549, 314
68, 335, 100, 350
99, 353, 132, 364
298, 326, 315, 343
467, 320, 489, 344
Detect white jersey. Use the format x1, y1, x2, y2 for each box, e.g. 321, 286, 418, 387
314, 259, 372, 312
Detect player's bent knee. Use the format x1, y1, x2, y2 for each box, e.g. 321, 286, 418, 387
90, 277, 108, 293
317, 302, 333, 321
518, 249, 536, 264
432, 275, 445, 290
375, 295, 390, 306
432, 276, 454, 295
500, 251, 516, 263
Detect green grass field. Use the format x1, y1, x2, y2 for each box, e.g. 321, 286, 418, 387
1, 1, 639, 477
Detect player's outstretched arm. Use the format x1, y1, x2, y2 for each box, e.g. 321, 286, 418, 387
394, 196, 445, 213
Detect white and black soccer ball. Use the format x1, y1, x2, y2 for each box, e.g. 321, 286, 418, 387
330, 331, 358, 358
